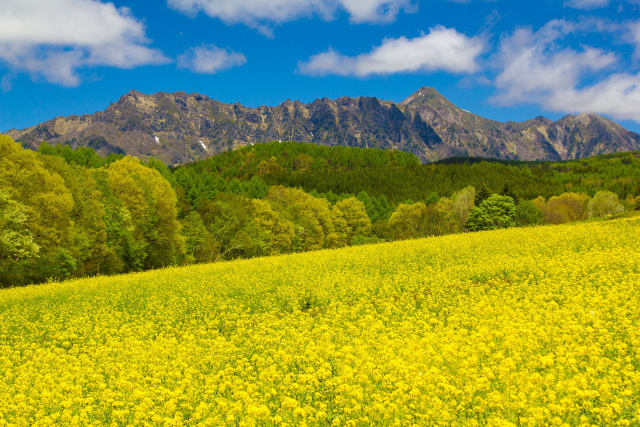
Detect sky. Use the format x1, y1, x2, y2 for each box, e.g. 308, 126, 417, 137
1, 0, 640, 132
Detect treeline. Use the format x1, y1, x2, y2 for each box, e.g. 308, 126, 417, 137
177, 141, 640, 204
1, 137, 638, 287
1, 137, 183, 286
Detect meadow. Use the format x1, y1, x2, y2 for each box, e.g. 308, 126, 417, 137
0, 218, 639, 426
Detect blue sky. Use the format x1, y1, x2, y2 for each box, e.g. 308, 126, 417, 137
1, 0, 640, 132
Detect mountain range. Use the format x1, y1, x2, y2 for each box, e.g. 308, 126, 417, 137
6, 87, 640, 165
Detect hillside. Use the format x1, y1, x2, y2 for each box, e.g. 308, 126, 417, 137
4, 134, 640, 288
1, 218, 639, 424
177, 141, 640, 203
7, 87, 640, 165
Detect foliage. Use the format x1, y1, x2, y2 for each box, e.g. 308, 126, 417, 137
2, 137, 639, 287
0, 191, 39, 286
42, 140, 640, 206
0, 136, 77, 284
515, 200, 544, 227
587, 191, 624, 218
334, 198, 372, 245
424, 197, 458, 236
1, 218, 639, 424
39, 141, 124, 168
197, 193, 262, 260
0, 190, 39, 262
187, 140, 420, 178
107, 157, 184, 269
266, 186, 335, 252
181, 211, 219, 264
40, 156, 116, 278
202, 142, 640, 205
534, 193, 590, 224
0, 136, 75, 249
451, 186, 476, 228
466, 194, 516, 231
474, 184, 490, 206
500, 182, 518, 202
388, 202, 427, 240
251, 199, 296, 255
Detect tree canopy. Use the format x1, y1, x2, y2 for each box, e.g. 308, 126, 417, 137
0, 136, 637, 287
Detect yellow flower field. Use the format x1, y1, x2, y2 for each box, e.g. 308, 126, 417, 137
1, 218, 639, 426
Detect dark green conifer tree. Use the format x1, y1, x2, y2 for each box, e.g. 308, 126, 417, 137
474, 184, 491, 206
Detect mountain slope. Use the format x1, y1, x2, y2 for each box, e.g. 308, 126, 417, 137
7, 87, 640, 164
402, 88, 640, 161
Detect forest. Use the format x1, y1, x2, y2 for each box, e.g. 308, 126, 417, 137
1, 136, 638, 287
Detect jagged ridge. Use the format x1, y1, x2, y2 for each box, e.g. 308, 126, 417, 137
7, 87, 640, 165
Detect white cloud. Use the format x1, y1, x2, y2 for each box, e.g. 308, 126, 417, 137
178, 45, 247, 74
335, 0, 415, 23
564, 0, 609, 9
167, 0, 414, 33
299, 27, 484, 77
0, 0, 168, 86
547, 73, 640, 122
493, 22, 617, 105
492, 20, 640, 122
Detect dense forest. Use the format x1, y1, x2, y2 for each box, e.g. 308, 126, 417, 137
177, 141, 640, 203
1, 136, 638, 287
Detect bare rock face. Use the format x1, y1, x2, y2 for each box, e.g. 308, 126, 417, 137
7, 87, 640, 165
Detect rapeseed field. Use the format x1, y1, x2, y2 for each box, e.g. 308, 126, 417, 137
1, 218, 639, 426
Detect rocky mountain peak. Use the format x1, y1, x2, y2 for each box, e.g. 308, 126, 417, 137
401, 87, 449, 107
7, 87, 640, 165
119, 89, 146, 101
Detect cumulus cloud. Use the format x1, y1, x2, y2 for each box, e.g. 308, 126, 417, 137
177, 45, 247, 74
0, 0, 168, 86
493, 21, 616, 105
547, 73, 640, 122
337, 0, 415, 23
492, 20, 640, 122
299, 27, 484, 77
564, 0, 609, 9
167, 0, 414, 34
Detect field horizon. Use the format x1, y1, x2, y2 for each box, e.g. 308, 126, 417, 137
3, 214, 635, 293
1, 218, 639, 425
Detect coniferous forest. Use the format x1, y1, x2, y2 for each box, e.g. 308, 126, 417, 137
1, 135, 638, 287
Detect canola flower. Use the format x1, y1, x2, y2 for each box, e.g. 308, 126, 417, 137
0, 218, 639, 426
